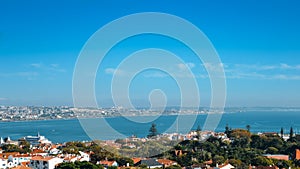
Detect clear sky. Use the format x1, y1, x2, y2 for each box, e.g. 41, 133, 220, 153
0, 0, 300, 107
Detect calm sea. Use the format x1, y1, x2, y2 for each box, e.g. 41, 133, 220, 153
0, 111, 300, 143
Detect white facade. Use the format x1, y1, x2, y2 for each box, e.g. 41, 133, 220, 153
30, 157, 63, 169
0, 158, 7, 169
78, 151, 90, 162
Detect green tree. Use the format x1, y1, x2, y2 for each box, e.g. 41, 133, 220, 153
289, 127, 294, 141
250, 135, 265, 149
246, 125, 251, 132
55, 162, 78, 169
280, 127, 284, 138
266, 147, 279, 154
251, 156, 273, 166
212, 155, 225, 166
18, 139, 31, 153
196, 125, 201, 139
1, 144, 25, 153
55, 161, 102, 169
116, 157, 134, 166
225, 124, 230, 136
147, 123, 158, 138
230, 129, 251, 148
228, 159, 243, 168
166, 165, 182, 169
139, 164, 148, 169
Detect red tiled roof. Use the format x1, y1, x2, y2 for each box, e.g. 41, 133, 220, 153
31, 156, 54, 161
100, 160, 116, 166
0, 152, 20, 158
295, 149, 300, 160
264, 155, 289, 161
31, 149, 46, 154
132, 158, 141, 164
204, 159, 213, 165
21, 161, 30, 166
157, 159, 177, 165
11, 166, 31, 169
255, 166, 279, 169
13, 154, 31, 158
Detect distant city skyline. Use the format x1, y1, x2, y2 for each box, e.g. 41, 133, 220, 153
1, 1, 300, 107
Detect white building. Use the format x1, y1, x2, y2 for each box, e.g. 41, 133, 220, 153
29, 156, 63, 169
78, 151, 90, 162
12, 154, 31, 166
0, 158, 8, 169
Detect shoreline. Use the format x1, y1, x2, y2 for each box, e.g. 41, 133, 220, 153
2, 109, 300, 123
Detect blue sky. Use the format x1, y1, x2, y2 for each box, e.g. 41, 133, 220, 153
0, 0, 300, 107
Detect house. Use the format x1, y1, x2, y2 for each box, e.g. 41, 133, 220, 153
262, 154, 289, 161
48, 148, 60, 155
63, 156, 77, 163
11, 165, 31, 169
29, 156, 63, 169
78, 151, 90, 161
0, 152, 20, 159
215, 163, 235, 169
157, 159, 177, 167
99, 160, 118, 167
250, 166, 279, 169
260, 132, 278, 137
132, 157, 141, 165
12, 154, 31, 166
135, 159, 163, 169
0, 152, 24, 168
30, 149, 48, 156
294, 149, 300, 160
0, 158, 8, 169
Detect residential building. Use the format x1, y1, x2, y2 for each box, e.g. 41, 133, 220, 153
99, 160, 118, 168
135, 159, 163, 169
263, 154, 289, 161
157, 159, 177, 167
215, 163, 235, 169
294, 149, 300, 160
29, 156, 63, 169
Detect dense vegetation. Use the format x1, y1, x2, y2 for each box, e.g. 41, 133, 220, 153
61, 141, 133, 166
157, 126, 300, 168
56, 161, 103, 169
1, 139, 31, 153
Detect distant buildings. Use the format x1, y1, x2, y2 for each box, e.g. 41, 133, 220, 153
0, 106, 211, 121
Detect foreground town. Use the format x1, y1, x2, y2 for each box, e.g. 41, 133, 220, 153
1, 125, 300, 169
